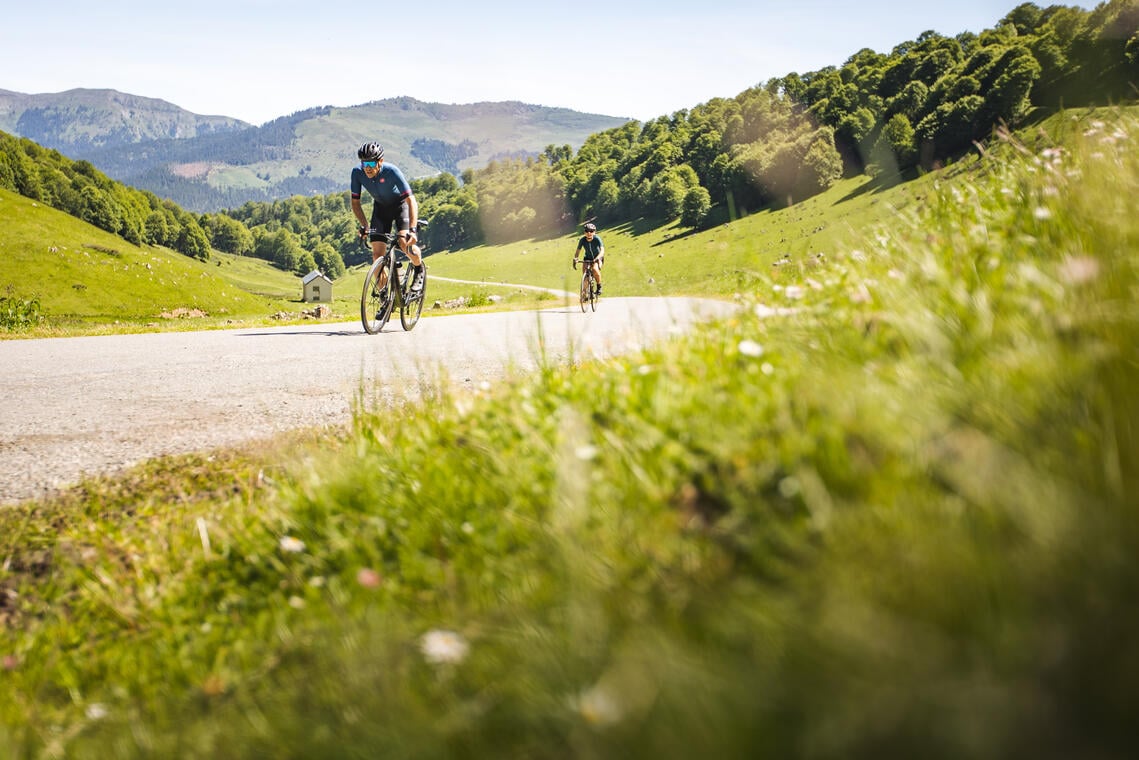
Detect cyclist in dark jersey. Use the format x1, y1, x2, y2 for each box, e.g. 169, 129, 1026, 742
573, 222, 605, 294
350, 141, 424, 290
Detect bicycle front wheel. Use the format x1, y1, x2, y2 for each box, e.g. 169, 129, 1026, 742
361, 259, 394, 334
400, 269, 425, 330
579, 271, 590, 312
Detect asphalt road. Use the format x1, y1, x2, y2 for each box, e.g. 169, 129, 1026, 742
0, 297, 734, 505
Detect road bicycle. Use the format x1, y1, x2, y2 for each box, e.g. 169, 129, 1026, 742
573, 257, 601, 312
359, 229, 427, 334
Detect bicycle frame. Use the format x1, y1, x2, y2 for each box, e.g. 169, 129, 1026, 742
574, 257, 600, 312
360, 230, 426, 333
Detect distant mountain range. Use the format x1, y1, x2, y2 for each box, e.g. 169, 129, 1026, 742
0, 88, 630, 212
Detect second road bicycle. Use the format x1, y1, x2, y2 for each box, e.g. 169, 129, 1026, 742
573, 256, 601, 312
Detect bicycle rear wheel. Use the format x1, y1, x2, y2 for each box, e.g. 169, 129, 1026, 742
361, 259, 394, 334
400, 268, 425, 330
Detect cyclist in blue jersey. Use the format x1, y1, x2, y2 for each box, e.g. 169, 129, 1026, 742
573, 222, 605, 294
351, 141, 425, 290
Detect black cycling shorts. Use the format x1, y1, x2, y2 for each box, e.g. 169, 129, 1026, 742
368, 201, 410, 241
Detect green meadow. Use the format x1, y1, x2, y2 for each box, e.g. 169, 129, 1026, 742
1, 108, 1137, 758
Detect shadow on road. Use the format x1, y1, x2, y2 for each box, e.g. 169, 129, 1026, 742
236, 329, 364, 338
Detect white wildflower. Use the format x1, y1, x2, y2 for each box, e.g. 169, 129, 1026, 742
85, 704, 109, 721
737, 339, 764, 358
1033, 206, 1053, 220
279, 536, 305, 553
420, 629, 470, 665
575, 685, 624, 726
288, 596, 306, 609
761, 362, 775, 376
784, 285, 805, 300
1058, 256, 1100, 286
575, 445, 599, 461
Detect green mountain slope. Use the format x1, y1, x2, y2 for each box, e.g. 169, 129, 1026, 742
0, 187, 291, 331
103, 97, 630, 212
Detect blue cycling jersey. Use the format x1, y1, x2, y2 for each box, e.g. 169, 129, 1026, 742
351, 164, 412, 207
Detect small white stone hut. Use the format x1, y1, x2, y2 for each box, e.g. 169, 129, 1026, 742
302, 270, 333, 303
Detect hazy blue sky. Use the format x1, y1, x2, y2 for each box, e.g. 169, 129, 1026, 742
2, 1, 1077, 125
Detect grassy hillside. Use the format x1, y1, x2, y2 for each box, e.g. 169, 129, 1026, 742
425, 170, 931, 297
0, 188, 296, 334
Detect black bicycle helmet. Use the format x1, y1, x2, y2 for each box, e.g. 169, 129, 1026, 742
583, 222, 597, 232
358, 142, 384, 161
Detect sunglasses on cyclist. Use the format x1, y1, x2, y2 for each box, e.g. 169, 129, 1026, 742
361, 160, 379, 169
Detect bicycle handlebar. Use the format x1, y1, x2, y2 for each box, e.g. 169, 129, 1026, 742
358, 220, 430, 247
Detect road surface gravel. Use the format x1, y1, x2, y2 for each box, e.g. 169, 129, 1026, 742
1, 297, 733, 505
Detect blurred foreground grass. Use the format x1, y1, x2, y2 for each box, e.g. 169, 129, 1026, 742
1, 110, 1137, 758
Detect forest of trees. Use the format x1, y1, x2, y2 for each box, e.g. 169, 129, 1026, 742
0, 133, 214, 261
2, 1, 1136, 275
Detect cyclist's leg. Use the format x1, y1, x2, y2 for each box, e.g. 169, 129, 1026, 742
590, 258, 602, 292
394, 202, 425, 288
396, 203, 423, 268
370, 207, 395, 289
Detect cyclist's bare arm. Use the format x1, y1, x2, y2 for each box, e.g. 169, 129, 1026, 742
350, 197, 369, 231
